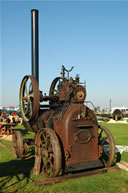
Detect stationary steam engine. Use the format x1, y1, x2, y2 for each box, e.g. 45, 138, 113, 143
12, 9, 115, 178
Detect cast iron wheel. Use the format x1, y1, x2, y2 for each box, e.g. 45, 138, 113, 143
98, 125, 115, 167
35, 128, 62, 177
49, 77, 62, 96
12, 131, 24, 158
19, 75, 40, 122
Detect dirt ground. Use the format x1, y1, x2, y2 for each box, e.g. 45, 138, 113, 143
108, 118, 128, 124
0, 134, 12, 141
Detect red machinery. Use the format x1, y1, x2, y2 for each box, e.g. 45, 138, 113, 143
12, 9, 115, 178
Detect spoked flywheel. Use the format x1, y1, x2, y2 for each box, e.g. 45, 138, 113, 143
98, 125, 115, 167
19, 75, 40, 122
35, 128, 62, 177
49, 77, 62, 96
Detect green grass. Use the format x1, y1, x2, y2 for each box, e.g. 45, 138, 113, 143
100, 122, 128, 146
0, 123, 128, 193
14, 125, 34, 139
100, 122, 128, 162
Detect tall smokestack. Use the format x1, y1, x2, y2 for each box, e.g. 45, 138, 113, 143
31, 9, 39, 84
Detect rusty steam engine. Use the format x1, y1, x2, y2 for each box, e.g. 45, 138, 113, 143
12, 10, 115, 178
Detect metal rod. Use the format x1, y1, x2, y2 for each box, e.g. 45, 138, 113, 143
31, 9, 39, 84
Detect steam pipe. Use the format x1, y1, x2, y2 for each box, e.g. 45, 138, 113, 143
31, 9, 39, 84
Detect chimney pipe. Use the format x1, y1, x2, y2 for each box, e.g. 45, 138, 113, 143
31, 9, 39, 84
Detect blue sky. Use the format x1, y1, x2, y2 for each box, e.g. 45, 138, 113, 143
1, 0, 128, 109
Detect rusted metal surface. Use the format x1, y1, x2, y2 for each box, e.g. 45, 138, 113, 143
19, 75, 40, 122
20, 66, 116, 177
98, 125, 115, 167
19, 9, 116, 178
33, 167, 120, 186
20, 65, 116, 177
0, 122, 16, 136
12, 131, 29, 158
54, 104, 99, 168
12, 131, 24, 158
35, 128, 61, 177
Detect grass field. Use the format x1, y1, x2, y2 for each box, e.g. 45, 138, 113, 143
0, 123, 128, 193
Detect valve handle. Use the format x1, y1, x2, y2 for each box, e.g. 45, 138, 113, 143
63, 65, 74, 73
61, 65, 74, 80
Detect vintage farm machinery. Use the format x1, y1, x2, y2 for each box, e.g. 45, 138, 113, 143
12, 9, 116, 178
0, 122, 16, 137
0, 111, 18, 137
